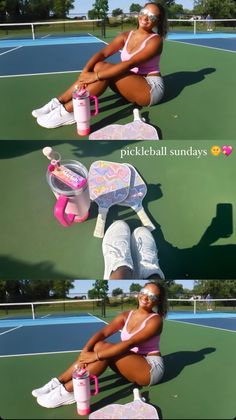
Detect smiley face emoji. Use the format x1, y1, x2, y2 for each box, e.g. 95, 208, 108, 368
211, 145, 221, 156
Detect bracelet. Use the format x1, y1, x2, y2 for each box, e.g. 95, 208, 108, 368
96, 351, 101, 361
96, 72, 101, 81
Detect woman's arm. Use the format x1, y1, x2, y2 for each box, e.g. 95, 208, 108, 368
81, 311, 127, 352
81, 32, 126, 73
79, 36, 163, 85
79, 315, 163, 364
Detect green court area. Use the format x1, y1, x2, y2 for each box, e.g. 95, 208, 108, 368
0, 40, 235, 140
0, 320, 235, 419
0, 140, 235, 280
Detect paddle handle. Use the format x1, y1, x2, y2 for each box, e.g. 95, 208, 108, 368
137, 208, 155, 231
133, 108, 143, 122
93, 209, 107, 238
133, 388, 142, 402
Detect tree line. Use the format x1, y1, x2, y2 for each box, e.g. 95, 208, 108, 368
192, 280, 236, 299
110, 280, 236, 300
0, 279, 75, 302
1, 279, 235, 303
1, 1, 235, 24
0, 0, 75, 22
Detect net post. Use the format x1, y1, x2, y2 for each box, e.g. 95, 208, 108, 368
194, 20, 196, 35
31, 23, 35, 40
102, 298, 106, 317
102, 18, 106, 38
31, 303, 35, 319
194, 299, 197, 314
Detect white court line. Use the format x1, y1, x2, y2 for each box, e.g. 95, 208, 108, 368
0, 348, 83, 358
0, 325, 22, 336
169, 319, 236, 333
87, 312, 109, 325
168, 39, 236, 53
0, 69, 82, 78
0, 45, 23, 56
88, 32, 108, 46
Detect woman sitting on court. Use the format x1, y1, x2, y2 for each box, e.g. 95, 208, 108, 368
32, 2, 168, 128
32, 281, 168, 408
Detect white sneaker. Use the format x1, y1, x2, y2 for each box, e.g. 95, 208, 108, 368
131, 227, 165, 279
37, 104, 75, 128
37, 384, 75, 408
32, 377, 61, 398
32, 98, 61, 118
102, 221, 134, 279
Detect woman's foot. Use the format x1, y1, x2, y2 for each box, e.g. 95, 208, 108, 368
102, 221, 134, 279
36, 104, 75, 128
32, 98, 60, 118
32, 377, 61, 397
36, 384, 75, 408
131, 227, 165, 279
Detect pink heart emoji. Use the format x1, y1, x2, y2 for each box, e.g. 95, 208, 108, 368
222, 145, 233, 156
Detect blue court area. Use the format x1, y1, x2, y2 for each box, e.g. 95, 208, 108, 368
168, 311, 236, 332
0, 316, 120, 356
168, 311, 236, 320
0, 35, 104, 48
0, 315, 103, 328
169, 36, 236, 52
0, 38, 120, 76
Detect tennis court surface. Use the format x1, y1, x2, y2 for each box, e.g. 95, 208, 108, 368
0, 22, 235, 140
0, 299, 235, 419
0, 140, 235, 280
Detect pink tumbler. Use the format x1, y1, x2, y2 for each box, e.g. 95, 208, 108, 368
72, 87, 99, 136
46, 159, 90, 227
72, 367, 99, 416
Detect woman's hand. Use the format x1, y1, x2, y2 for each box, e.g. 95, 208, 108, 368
78, 71, 98, 85
78, 351, 98, 365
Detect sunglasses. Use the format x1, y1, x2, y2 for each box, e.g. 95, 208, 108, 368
139, 288, 159, 302
139, 8, 159, 23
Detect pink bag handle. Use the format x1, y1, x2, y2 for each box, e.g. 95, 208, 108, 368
90, 374, 99, 396
54, 195, 75, 227
90, 96, 99, 116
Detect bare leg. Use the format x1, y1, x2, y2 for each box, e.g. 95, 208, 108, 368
57, 60, 152, 112
93, 342, 151, 386
94, 62, 152, 106
109, 265, 133, 279
58, 340, 151, 391
92, 341, 151, 385
57, 62, 112, 113
111, 353, 151, 386
148, 274, 162, 280
57, 342, 113, 392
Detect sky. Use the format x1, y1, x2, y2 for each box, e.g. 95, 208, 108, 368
73, 0, 194, 15
69, 280, 194, 295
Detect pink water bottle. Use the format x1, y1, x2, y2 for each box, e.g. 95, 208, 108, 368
72, 86, 99, 136
72, 367, 99, 416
